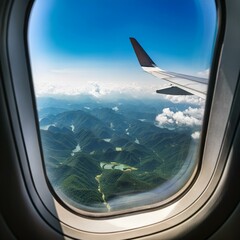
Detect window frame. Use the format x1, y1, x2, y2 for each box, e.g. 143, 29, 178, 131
2, 0, 240, 239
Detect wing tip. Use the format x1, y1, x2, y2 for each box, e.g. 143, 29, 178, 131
156, 86, 193, 96
129, 37, 156, 68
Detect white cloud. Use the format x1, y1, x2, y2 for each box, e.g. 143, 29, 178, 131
33, 73, 162, 99
87, 82, 110, 98
165, 95, 205, 105
112, 106, 119, 112
173, 111, 201, 126
155, 107, 204, 128
191, 131, 201, 140
163, 108, 174, 117
156, 114, 174, 125
183, 107, 204, 119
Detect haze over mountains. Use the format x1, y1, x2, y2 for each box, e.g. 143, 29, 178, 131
37, 96, 202, 212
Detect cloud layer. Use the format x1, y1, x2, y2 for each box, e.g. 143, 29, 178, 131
165, 95, 205, 105
156, 107, 203, 127
155, 107, 204, 139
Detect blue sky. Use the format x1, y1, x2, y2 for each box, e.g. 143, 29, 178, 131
28, 0, 217, 98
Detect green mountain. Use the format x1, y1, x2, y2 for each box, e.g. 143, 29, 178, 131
48, 152, 104, 208
38, 99, 197, 212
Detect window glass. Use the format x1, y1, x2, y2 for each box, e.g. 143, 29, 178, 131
28, 0, 217, 213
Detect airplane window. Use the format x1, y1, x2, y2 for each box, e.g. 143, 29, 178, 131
28, 0, 217, 214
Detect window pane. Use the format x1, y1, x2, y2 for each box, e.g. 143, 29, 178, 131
28, 0, 217, 213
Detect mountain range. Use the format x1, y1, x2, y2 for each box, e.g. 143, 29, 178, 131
38, 97, 199, 212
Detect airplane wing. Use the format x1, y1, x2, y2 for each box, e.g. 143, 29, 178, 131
130, 37, 208, 99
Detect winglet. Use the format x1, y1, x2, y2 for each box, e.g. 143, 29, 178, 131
129, 37, 156, 67
156, 86, 193, 95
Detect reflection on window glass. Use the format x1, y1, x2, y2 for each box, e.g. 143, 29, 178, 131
28, 0, 217, 213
